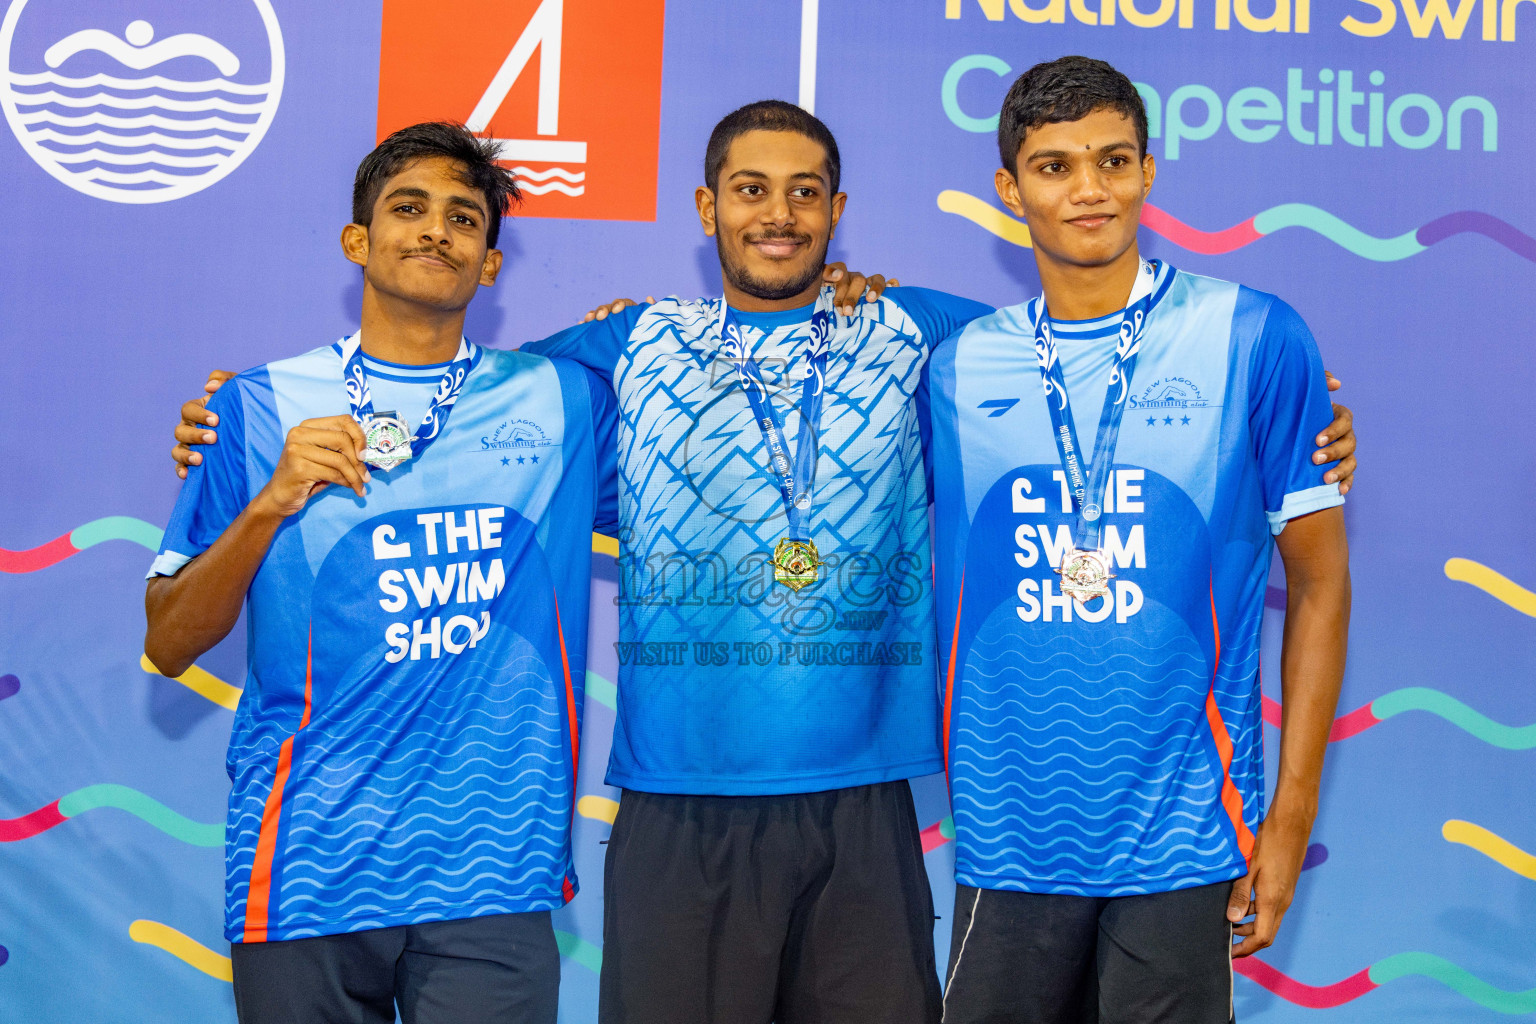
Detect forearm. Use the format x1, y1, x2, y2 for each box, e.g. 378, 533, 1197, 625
144, 494, 285, 676
1273, 512, 1351, 820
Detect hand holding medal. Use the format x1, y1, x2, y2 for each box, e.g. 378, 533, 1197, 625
253, 414, 371, 519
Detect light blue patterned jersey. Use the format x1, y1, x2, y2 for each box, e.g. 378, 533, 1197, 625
927, 265, 1343, 896
151, 342, 618, 942
529, 286, 991, 795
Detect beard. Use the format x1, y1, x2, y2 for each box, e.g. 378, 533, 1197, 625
716, 231, 830, 302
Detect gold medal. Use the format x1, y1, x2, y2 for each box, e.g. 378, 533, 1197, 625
772, 538, 823, 591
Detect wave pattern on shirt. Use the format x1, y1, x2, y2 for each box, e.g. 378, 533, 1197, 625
252, 634, 568, 939
952, 605, 1235, 896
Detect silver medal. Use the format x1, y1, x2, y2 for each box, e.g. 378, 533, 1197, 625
361, 411, 413, 470
1055, 547, 1114, 604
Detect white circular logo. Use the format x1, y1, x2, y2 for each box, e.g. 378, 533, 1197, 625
0, 0, 283, 204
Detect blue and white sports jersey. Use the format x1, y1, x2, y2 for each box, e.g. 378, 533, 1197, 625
927, 265, 1342, 897
528, 286, 991, 795
150, 341, 618, 942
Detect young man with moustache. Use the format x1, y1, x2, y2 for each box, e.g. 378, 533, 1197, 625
144, 122, 620, 1023
166, 101, 1358, 1024
926, 57, 1351, 1023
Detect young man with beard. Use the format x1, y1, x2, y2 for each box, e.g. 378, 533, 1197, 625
145, 123, 618, 1023
168, 101, 1358, 1024
927, 57, 1351, 1023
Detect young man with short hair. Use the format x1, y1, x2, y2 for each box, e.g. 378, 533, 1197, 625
526, 100, 997, 1024
927, 57, 1351, 1023
145, 122, 619, 1023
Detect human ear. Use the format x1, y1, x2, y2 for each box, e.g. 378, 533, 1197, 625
341, 223, 370, 269
994, 168, 1025, 218
695, 186, 717, 237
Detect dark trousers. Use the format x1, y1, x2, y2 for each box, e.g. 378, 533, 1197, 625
599, 781, 943, 1024
230, 911, 559, 1024
941, 882, 1236, 1024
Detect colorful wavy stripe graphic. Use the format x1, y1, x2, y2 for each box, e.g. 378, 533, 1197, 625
1237, 952, 1536, 1013
0, 516, 162, 573
1443, 820, 1536, 881
938, 191, 1536, 265
920, 815, 956, 854
1445, 558, 1536, 617
129, 920, 231, 982
586, 670, 617, 711
556, 930, 603, 974
139, 654, 241, 710
4, 522, 613, 573
0, 784, 221, 846
577, 795, 620, 825
1263, 688, 1536, 748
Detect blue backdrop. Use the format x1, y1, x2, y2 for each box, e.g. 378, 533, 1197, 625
2, 1, 1533, 1021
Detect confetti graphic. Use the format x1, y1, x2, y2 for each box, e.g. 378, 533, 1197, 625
939, 192, 1536, 265
0, 785, 221, 846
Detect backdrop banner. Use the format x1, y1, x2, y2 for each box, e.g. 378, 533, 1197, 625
2, 1, 1533, 1021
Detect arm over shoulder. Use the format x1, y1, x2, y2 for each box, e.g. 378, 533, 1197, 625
1246, 295, 1344, 535
522, 304, 650, 385
149, 378, 253, 578
883, 287, 995, 349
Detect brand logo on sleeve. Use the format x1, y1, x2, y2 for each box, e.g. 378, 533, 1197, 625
377, 0, 665, 222
1, 0, 284, 204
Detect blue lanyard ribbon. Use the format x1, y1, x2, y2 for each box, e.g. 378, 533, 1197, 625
1031, 261, 1158, 552
340, 332, 478, 459
719, 291, 835, 543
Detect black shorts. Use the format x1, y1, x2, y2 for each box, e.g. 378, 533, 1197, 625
941, 881, 1235, 1024
599, 781, 942, 1024
230, 911, 559, 1024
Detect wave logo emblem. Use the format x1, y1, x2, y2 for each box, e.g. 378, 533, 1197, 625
0, 0, 283, 203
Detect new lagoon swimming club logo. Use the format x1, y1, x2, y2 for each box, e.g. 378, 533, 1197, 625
0, 0, 283, 204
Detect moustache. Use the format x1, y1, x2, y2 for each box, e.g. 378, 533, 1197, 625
744, 230, 813, 246
402, 246, 461, 268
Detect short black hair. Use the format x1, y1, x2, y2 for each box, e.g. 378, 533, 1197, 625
352, 122, 520, 249
704, 100, 841, 195
997, 56, 1148, 175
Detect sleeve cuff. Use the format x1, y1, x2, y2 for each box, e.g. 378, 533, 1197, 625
147, 550, 196, 579
1266, 483, 1344, 536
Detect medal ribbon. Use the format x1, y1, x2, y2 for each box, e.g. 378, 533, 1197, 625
1031, 261, 1159, 553
718, 289, 835, 543
339, 332, 478, 459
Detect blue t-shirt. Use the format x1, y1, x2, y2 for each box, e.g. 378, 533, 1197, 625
527, 286, 991, 795
926, 265, 1343, 896
150, 341, 618, 942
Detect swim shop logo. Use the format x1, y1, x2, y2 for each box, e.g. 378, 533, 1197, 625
481, 418, 554, 452
0, 0, 283, 204
1127, 376, 1213, 410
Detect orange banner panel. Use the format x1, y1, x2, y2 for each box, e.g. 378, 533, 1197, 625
378, 0, 666, 222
